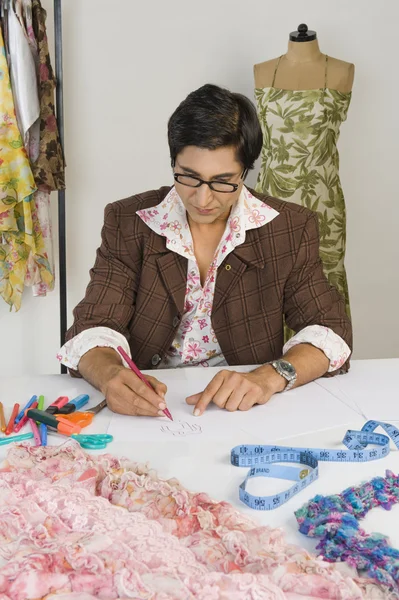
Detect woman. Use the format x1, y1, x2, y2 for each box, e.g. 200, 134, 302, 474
58, 84, 352, 417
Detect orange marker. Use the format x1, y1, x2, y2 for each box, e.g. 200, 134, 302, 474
5, 403, 20, 436
0, 402, 6, 433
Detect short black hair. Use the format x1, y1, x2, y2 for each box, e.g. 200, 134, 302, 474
168, 84, 263, 174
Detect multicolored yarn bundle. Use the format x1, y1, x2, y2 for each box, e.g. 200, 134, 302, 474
295, 470, 399, 593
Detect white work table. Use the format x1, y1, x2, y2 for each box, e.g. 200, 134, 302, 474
1, 358, 399, 554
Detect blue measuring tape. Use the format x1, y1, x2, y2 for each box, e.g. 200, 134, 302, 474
231, 420, 399, 511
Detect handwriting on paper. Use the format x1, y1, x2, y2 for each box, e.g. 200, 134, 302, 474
160, 420, 202, 437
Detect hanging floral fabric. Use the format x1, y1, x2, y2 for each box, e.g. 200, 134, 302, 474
7, 0, 54, 298
31, 0, 65, 192
11, 0, 65, 300
7, 0, 40, 160
20, 0, 38, 66
24, 190, 54, 296
12, 0, 57, 297
0, 26, 52, 310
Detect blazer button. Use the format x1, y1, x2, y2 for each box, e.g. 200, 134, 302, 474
151, 353, 161, 366
173, 316, 180, 327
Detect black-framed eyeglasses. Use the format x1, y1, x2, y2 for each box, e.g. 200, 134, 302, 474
173, 169, 248, 194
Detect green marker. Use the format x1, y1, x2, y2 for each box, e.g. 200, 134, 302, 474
36, 395, 44, 424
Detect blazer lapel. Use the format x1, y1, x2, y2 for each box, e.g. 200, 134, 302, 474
213, 228, 265, 315
233, 228, 265, 269
150, 225, 267, 318
156, 252, 187, 316
146, 229, 187, 316
143, 227, 186, 316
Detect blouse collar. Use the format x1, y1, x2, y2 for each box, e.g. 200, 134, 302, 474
137, 185, 279, 261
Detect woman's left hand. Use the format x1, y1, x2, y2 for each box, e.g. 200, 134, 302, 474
185, 367, 285, 416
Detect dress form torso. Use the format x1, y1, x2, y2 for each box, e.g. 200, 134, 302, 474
253, 37, 354, 322
254, 40, 354, 93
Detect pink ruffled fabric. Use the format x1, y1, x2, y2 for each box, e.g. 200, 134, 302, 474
0, 442, 388, 599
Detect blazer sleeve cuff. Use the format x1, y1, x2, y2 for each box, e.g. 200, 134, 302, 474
282, 325, 351, 372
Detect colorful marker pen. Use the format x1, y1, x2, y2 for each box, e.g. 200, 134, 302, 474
40, 423, 47, 447
45, 396, 69, 415
14, 401, 39, 433
27, 409, 82, 436
57, 394, 90, 414
36, 395, 45, 425
0, 402, 6, 433
37, 395, 44, 411
15, 395, 38, 425
29, 419, 42, 446
5, 403, 20, 436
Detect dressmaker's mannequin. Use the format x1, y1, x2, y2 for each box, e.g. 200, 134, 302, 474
254, 24, 354, 93
253, 24, 354, 327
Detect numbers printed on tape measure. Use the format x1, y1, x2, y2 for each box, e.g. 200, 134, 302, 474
232, 421, 399, 511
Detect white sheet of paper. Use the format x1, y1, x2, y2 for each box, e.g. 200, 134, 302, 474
315, 359, 399, 421
313, 379, 367, 418
107, 366, 359, 443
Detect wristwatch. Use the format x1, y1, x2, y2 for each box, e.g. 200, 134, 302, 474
270, 359, 297, 391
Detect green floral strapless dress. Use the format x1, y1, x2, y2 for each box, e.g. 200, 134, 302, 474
255, 55, 351, 322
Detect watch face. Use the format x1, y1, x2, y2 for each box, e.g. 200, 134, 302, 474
279, 360, 296, 378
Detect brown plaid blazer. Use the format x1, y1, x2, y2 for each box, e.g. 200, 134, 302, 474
66, 186, 352, 375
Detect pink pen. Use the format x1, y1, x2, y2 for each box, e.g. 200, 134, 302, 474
29, 418, 42, 446
117, 346, 173, 421
14, 401, 38, 433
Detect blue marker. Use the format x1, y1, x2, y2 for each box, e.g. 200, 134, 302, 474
15, 395, 37, 425
57, 394, 90, 414
70, 394, 90, 410
39, 423, 47, 447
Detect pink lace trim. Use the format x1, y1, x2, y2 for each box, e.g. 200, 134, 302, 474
0, 442, 386, 599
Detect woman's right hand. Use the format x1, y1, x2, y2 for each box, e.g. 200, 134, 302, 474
78, 347, 168, 417
103, 365, 168, 416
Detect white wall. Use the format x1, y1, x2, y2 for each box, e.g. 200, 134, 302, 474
1, 0, 398, 375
